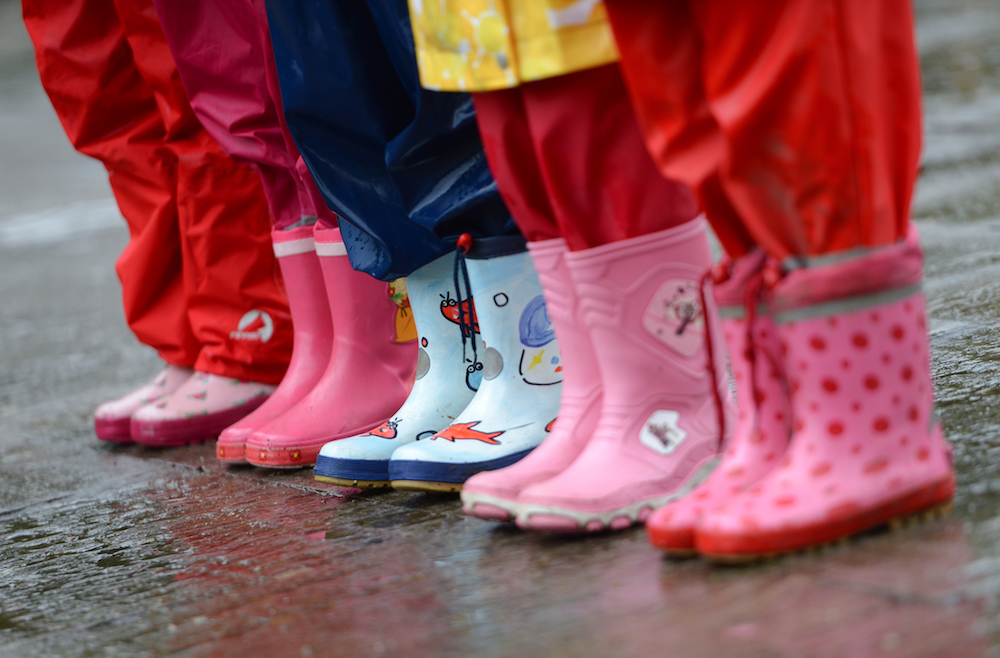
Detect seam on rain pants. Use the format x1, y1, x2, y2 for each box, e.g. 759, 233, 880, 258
23, 0, 293, 384
471, 63, 700, 251
605, 0, 921, 260
265, 0, 520, 280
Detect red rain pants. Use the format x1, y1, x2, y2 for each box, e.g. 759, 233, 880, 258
23, 0, 292, 384
605, 0, 922, 261
151, 0, 336, 231
472, 63, 700, 251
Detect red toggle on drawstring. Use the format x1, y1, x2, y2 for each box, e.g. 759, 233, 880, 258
457, 233, 473, 254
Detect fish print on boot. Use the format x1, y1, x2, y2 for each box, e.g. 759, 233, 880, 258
389, 237, 562, 492
313, 252, 482, 487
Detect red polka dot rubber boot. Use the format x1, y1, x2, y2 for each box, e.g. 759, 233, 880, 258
216, 226, 334, 464
646, 251, 792, 555
515, 218, 733, 533
460, 237, 602, 521
696, 226, 955, 562
94, 364, 193, 443
244, 224, 417, 468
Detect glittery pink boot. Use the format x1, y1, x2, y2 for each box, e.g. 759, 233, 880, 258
460, 238, 602, 521
515, 218, 732, 533
697, 227, 954, 560
646, 251, 792, 554
216, 226, 334, 463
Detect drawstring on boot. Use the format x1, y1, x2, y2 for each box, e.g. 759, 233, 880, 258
454, 234, 480, 378
700, 268, 728, 451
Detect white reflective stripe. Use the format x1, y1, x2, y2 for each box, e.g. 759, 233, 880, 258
272, 238, 316, 258
315, 240, 348, 257
773, 283, 922, 324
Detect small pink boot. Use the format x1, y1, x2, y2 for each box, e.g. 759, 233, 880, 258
516, 218, 733, 533
245, 224, 417, 468
696, 228, 955, 560
216, 226, 334, 464
646, 251, 792, 554
94, 365, 193, 442
460, 238, 602, 521
131, 372, 275, 447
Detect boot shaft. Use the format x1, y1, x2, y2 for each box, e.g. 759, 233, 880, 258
527, 238, 600, 401
566, 219, 721, 402
314, 224, 409, 350
273, 226, 333, 357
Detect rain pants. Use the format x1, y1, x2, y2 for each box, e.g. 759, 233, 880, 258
264, 0, 519, 281
23, 0, 293, 385
151, 0, 336, 231
604, 0, 921, 261
406, 0, 698, 251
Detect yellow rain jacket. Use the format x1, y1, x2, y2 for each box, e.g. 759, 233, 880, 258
407, 0, 619, 91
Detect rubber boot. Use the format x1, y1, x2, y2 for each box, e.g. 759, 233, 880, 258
131, 373, 275, 447
389, 237, 563, 492
313, 252, 482, 487
696, 227, 955, 560
646, 251, 792, 554
94, 364, 193, 442
216, 226, 334, 464
515, 218, 732, 533
245, 224, 417, 468
460, 238, 601, 520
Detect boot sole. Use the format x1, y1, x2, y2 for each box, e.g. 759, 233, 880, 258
515, 455, 718, 534
314, 475, 391, 488
314, 455, 391, 487
131, 398, 267, 448
387, 449, 534, 494
246, 444, 322, 469
698, 476, 955, 563
215, 443, 247, 464
460, 492, 520, 521
94, 417, 134, 444
391, 480, 463, 493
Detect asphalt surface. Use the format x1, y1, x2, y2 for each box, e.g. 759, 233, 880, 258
1, 0, 1000, 655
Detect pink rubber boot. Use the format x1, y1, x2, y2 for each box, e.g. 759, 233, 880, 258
216, 225, 334, 464
94, 365, 193, 442
131, 373, 275, 447
697, 228, 955, 561
516, 218, 733, 533
460, 238, 602, 521
245, 224, 417, 468
646, 251, 792, 554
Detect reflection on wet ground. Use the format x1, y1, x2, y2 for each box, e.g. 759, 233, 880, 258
2, 0, 1000, 655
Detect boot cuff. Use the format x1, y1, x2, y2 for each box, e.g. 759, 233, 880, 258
462, 234, 528, 259
772, 224, 924, 319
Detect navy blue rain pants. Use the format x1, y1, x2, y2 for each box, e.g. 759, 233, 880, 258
264, 0, 519, 280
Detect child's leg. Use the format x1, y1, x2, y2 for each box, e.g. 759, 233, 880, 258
22, 0, 200, 370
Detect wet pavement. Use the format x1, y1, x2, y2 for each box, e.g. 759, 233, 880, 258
2, 0, 1000, 655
